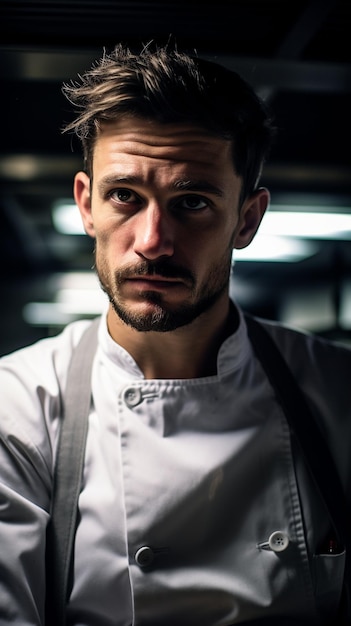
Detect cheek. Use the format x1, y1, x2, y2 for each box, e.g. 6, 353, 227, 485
94, 231, 120, 273
188, 236, 232, 279
94, 221, 129, 254
196, 223, 236, 259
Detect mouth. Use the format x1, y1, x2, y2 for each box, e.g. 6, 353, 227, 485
127, 275, 186, 290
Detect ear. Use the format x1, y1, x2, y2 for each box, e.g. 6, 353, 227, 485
73, 171, 95, 238
233, 187, 270, 249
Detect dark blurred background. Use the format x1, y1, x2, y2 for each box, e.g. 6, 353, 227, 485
0, 0, 350, 356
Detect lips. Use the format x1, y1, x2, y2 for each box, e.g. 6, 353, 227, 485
127, 276, 184, 289
129, 274, 182, 282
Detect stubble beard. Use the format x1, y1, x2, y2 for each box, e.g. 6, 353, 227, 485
95, 252, 232, 333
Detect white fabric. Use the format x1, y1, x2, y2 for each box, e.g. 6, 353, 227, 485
0, 306, 350, 625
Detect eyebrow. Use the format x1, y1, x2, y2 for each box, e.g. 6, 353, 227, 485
173, 179, 224, 197
97, 175, 224, 198
97, 175, 141, 196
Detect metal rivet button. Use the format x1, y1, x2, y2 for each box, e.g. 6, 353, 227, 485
268, 531, 289, 552
135, 546, 154, 567
124, 387, 142, 408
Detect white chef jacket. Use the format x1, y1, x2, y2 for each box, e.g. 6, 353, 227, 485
0, 305, 350, 625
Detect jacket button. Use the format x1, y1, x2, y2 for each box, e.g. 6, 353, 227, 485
268, 531, 290, 552
124, 387, 142, 408
135, 546, 154, 567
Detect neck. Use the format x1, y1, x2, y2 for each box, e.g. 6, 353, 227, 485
106, 297, 238, 379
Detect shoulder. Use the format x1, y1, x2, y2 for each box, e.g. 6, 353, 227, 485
0, 318, 99, 483
0, 318, 96, 392
256, 317, 351, 386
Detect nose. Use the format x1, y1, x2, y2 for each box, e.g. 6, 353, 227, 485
133, 203, 175, 260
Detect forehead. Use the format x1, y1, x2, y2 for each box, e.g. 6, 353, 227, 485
92, 117, 236, 179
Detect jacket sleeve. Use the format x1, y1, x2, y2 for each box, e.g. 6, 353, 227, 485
0, 337, 68, 624
0, 482, 49, 623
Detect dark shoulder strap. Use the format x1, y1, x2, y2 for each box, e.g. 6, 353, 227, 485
45, 317, 100, 625
245, 313, 351, 622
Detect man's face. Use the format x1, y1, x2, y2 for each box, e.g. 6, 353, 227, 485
75, 117, 267, 332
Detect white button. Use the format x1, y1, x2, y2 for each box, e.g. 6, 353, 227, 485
124, 387, 142, 408
135, 546, 154, 567
268, 531, 289, 552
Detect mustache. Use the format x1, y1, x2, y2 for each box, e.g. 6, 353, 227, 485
115, 260, 195, 285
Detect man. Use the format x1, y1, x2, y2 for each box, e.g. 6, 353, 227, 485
0, 44, 350, 625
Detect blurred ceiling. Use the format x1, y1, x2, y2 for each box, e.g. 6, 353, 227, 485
0, 0, 351, 354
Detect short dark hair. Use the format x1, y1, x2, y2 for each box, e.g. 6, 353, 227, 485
63, 43, 275, 204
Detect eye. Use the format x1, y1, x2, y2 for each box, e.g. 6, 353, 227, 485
109, 188, 140, 204
176, 195, 209, 211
